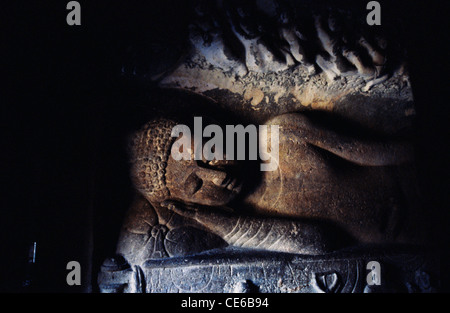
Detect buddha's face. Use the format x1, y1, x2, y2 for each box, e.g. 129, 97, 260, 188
165, 136, 242, 206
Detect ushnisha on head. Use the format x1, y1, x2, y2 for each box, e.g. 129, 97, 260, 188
128, 117, 242, 206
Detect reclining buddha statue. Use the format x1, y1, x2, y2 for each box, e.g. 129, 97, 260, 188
97, 109, 431, 293
98, 0, 436, 293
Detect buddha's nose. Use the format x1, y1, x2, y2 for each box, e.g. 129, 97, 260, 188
195, 167, 228, 187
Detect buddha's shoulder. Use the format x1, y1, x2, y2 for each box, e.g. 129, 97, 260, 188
265, 113, 310, 129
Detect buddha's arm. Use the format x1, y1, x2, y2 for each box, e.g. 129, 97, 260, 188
271, 113, 414, 166
162, 200, 331, 255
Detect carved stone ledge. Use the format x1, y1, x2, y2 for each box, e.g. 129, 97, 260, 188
98, 247, 438, 293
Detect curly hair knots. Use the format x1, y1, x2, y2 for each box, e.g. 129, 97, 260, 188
128, 118, 179, 202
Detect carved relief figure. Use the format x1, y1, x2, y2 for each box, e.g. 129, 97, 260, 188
97, 0, 436, 293
115, 112, 423, 267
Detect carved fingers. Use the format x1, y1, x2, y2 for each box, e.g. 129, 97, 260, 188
161, 200, 198, 219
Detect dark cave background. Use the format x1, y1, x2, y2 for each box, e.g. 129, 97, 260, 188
1, 0, 448, 292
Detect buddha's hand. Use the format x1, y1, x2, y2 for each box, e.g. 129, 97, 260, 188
160, 200, 237, 233
161, 200, 198, 219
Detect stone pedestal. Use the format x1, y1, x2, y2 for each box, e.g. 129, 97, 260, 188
98, 246, 438, 293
